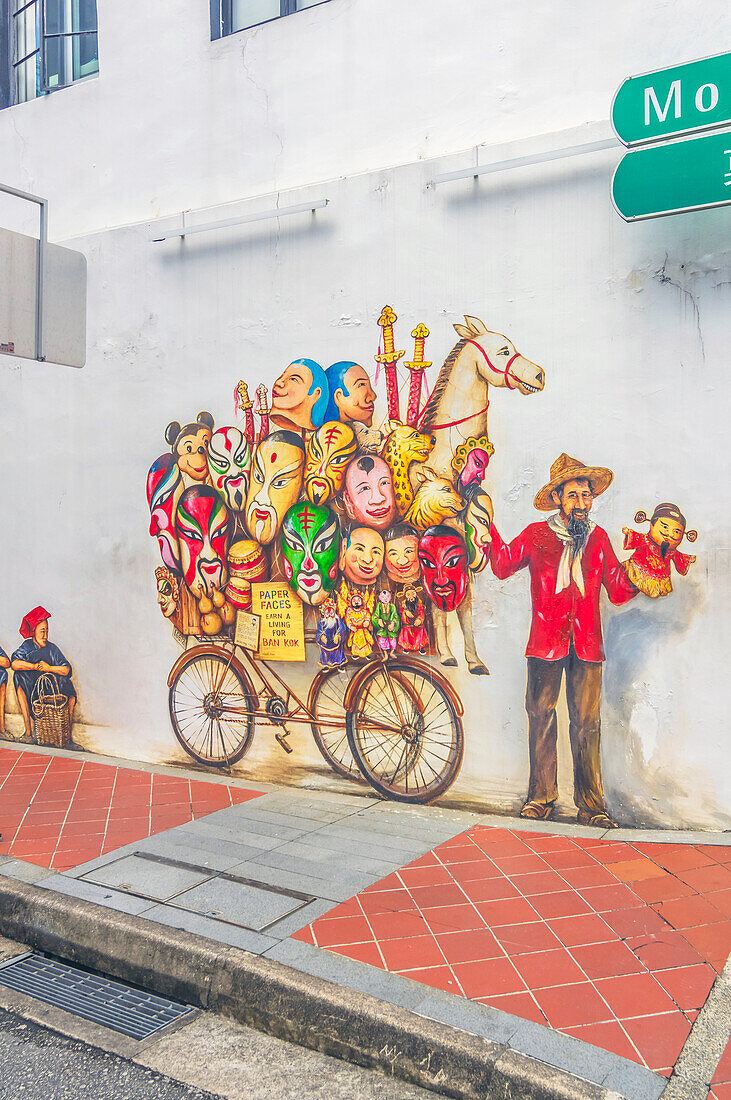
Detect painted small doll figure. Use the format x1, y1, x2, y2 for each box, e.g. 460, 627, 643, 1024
315, 597, 347, 668
344, 590, 374, 661
622, 504, 697, 598
372, 589, 400, 658
397, 585, 429, 654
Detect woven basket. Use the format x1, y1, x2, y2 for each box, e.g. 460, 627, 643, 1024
32, 673, 72, 749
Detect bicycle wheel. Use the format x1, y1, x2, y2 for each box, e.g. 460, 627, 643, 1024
346, 660, 464, 803
309, 665, 364, 782
169, 649, 256, 766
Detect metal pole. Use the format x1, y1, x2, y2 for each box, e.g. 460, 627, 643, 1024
36, 198, 47, 360
0, 182, 48, 362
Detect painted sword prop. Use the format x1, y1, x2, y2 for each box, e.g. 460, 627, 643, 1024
375, 305, 405, 422
404, 323, 431, 428
236, 381, 256, 445
255, 384, 270, 441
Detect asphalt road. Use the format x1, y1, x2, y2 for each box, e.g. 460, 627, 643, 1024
0, 1003, 437, 1099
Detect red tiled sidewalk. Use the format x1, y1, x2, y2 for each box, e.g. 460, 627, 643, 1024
0, 747, 262, 872
295, 825, 731, 1076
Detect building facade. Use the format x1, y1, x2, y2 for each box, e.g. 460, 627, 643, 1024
0, 0, 728, 829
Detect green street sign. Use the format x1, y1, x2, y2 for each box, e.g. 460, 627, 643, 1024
612, 52, 731, 146
612, 129, 731, 220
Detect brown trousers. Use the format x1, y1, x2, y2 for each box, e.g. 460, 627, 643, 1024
525, 647, 607, 816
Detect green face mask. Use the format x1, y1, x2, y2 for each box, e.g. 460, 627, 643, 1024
281, 502, 340, 606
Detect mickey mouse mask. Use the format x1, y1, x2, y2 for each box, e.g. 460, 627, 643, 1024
208, 426, 251, 512
281, 502, 340, 606
418, 525, 469, 611
245, 431, 305, 545
176, 486, 229, 598
304, 421, 357, 505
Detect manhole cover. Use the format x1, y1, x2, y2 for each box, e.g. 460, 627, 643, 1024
0, 954, 193, 1040
82, 854, 212, 901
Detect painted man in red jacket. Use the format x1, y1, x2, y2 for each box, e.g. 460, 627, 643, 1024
488, 453, 637, 829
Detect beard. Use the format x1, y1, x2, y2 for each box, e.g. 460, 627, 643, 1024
566, 510, 590, 550
660, 541, 670, 560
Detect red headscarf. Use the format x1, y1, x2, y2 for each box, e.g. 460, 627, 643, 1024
20, 606, 51, 639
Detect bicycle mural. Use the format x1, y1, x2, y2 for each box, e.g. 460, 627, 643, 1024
144, 305, 698, 818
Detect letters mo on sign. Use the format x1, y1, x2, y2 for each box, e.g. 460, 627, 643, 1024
612, 52, 731, 146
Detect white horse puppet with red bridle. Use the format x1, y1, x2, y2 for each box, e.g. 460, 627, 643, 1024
417, 315, 546, 673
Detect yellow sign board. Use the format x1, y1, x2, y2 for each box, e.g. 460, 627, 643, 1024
250, 583, 306, 661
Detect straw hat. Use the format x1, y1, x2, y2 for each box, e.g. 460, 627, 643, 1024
534, 453, 614, 511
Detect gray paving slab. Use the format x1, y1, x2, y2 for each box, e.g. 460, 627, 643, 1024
412, 991, 519, 1044
177, 876, 309, 931
183, 815, 308, 844
508, 1019, 620, 1088
347, 814, 468, 845
290, 828, 422, 863
265, 938, 427, 1011
140, 903, 280, 954
244, 848, 380, 892
267, 840, 402, 878
0, 861, 53, 885
36, 874, 157, 916
318, 823, 441, 855
612, 828, 731, 846
206, 805, 326, 834
600, 1058, 666, 1100
264, 898, 338, 938
82, 854, 211, 901
0, 855, 12, 867
137, 831, 269, 871
225, 860, 365, 902
173, 822, 286, 851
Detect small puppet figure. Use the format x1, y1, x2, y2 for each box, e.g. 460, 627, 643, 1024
343, 590, 374, 660
315, 597, 347, 669
622, 504, 697, 598
397, 585, 429, 654
372, 589, 400, 658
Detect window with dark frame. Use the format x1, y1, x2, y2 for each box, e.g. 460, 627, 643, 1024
211, 0, 332, 39
3, 0, 98, 109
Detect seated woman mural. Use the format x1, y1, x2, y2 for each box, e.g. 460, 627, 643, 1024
11, 606, 77, 744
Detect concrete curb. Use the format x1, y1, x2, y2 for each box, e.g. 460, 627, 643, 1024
0, 875, 621, 1100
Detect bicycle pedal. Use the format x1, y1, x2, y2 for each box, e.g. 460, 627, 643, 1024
275, 731, 293, 754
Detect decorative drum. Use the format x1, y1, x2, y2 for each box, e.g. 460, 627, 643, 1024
226, 540, 268, 610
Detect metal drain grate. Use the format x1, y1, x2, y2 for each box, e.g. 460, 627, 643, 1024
0, 954, 194, 1040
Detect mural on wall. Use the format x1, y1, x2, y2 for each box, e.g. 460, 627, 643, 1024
144, 306, 697, 819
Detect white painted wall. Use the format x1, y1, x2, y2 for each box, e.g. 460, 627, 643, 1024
0, 0, 727, 240
0, 0, 729, 828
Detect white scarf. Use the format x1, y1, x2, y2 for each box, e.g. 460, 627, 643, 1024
547, 513, 595, 596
